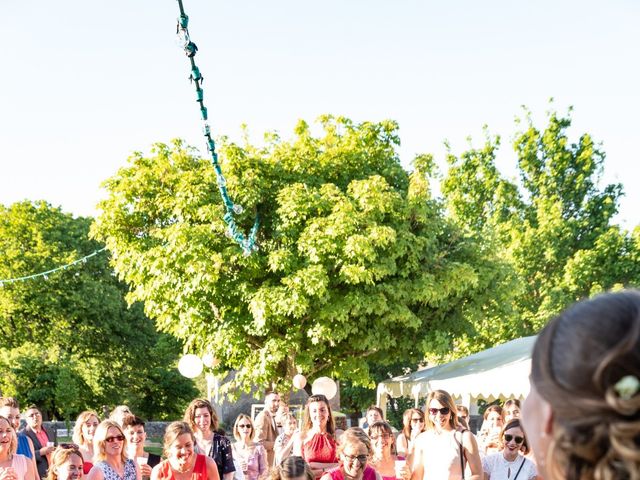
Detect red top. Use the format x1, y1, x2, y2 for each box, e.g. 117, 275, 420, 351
83, 461, 94, 475
157, 454, 208, 480
302, 433, 337, 463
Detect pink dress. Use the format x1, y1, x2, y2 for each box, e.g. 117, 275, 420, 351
12, 454, 29, 480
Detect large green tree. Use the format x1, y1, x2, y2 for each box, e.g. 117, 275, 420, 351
442, 108, 640, 334
92, 116, 515, 396
0, 201, 197, 419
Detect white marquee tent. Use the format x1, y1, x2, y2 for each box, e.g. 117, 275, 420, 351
377, 335, 536, 413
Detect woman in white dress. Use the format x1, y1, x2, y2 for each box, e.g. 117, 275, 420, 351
411, 390, 482, 480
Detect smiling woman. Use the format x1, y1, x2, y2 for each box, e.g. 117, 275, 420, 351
86, 421, 139, 480
151, 422, 219, 480
0, 415, 37, 480
411, 390, 482, 480
320, 428, 381, 480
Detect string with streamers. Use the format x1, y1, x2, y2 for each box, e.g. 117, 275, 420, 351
175, 0, 259, 256
0, 247, 107, 287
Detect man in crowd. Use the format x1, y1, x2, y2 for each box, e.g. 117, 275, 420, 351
254, 391, 280, 467
23, 405, 56, 479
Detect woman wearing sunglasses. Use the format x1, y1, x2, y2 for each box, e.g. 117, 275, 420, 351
47, 445, 84, 480
86, 420, 140, 480
231, 415, 266, 480
395, 410, 424, 460
411, 390, 482, 480
320, 428, 380, 480
481, 419, 537, 480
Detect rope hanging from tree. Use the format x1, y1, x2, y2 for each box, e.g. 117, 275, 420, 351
175, 0, 259, 256
0, 248, 107, 287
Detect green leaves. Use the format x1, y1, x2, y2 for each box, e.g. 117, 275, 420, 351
94, 116, 502, 395
0, 201, 197, 419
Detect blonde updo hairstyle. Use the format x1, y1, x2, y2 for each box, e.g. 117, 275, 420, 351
531, 290, 640, 480
47, 446, 84, 480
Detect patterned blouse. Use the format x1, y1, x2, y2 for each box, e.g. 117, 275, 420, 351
196, 431, 236, 478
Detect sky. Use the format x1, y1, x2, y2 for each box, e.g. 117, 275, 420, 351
1, 0, 638, 228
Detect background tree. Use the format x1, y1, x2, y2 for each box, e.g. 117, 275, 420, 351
0, 201, 197, 419
442, 107, 639, 335
92, 116, 515, 396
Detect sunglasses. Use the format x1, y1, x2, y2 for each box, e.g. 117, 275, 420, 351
105, 435, 125, 443
411, 418, 424, 423
428, 407, 450, 416
504, 434, 524, 444
343, 454, 368, 464
58, 443, 81, 453
238, 424, 252, 429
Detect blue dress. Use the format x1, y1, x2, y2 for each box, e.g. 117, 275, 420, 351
17, 434, 33, 459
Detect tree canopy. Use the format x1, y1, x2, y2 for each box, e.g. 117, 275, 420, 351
93, 116, 515, 395
0, 201, 197, 419
442, 108, 640, 334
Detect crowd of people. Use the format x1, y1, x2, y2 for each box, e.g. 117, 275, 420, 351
0, 290, 638, 480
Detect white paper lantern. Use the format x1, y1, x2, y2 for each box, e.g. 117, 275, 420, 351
292, 374, 307, 390
178, 354, 204, 378
311, 376, 338, 400
202, 353, 219, 368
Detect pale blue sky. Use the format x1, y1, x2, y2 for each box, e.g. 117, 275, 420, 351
1, 1, 638, 227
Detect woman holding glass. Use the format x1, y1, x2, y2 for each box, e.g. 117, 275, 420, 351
231, 416, 267, 480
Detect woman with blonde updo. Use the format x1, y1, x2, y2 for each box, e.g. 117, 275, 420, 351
271, 457, 314, 480
72, 411, 100, 474
47, 446, 84, 480
522, 290, 640, 480
320, 428, 381, 480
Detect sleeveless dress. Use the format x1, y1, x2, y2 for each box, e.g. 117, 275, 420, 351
96, 459, 137, 480
414, 429, 465, 480
302, 433, 337, 463
156, 454, 208, 480
327, 466, 377, 480
11, 453, 29, 480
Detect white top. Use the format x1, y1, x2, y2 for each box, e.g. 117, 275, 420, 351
413, 429, 465, 480
482, 453, 537, 480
